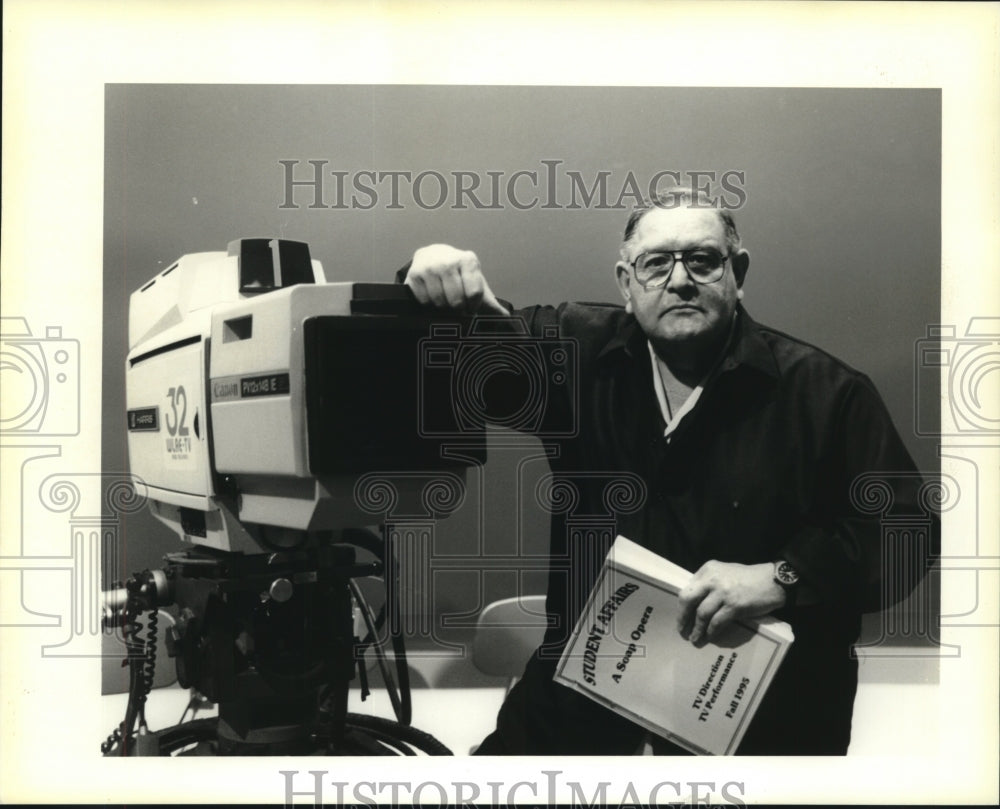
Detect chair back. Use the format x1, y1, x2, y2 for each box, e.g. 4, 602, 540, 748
471, 595, 549, 677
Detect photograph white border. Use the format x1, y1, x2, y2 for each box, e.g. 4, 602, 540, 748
2, 1, 997, 805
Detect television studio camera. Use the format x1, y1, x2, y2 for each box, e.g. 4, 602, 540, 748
102, 238, 491, 756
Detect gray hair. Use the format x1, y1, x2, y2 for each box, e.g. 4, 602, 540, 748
620, 188, 742, 261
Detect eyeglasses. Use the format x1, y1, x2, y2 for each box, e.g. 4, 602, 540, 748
629, 247, 730, 288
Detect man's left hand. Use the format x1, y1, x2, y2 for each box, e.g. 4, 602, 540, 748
676, 561, 786, 645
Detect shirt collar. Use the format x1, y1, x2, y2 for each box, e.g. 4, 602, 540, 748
597, 304, 780, 380
724, 305, 780, 379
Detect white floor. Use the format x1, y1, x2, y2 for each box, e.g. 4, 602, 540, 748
375, 642, 944, 755
105, 643, 944, 756
848, 648, 940, 755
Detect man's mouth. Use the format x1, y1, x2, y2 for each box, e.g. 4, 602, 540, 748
664, 304, 702, 314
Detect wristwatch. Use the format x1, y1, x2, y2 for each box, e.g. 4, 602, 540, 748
773, 560, 800, 609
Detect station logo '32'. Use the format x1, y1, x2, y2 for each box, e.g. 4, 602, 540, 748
165, 385, 193, 456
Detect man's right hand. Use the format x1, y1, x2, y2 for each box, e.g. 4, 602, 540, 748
405, 244, 509, 314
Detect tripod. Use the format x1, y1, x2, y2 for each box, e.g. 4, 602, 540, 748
102, 529, 451, 756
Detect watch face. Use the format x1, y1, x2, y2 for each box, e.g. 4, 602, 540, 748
775, 561, 799, 586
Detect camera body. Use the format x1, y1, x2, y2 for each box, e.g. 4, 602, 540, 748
0, 317, 80, 435
126, 238, 483, 553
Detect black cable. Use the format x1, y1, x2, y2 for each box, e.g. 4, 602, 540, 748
350, 578, 404, 722
343, 527, 412, 725
349, 725, 418, 755
336, 728, 394, 756
345, 713, 452, 755
101, 602, 145, 755
100, 726, 123, 756
383, 535, 412, 725
390, 622, 412, 726
104, 594, 164, 755
351, 595, 388, 678
355, 645, 371, 701
120, 606, 145, 753
154, 718, 218, 755
150, 715, 451, 757
143, 610, 159, 693
137, 609, 159, 730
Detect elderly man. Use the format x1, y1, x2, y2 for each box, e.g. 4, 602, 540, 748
404, 191, 936, 755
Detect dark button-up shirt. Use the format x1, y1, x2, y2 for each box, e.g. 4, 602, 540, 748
475, 301, 937, 755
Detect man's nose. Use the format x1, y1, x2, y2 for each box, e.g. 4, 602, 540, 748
665, 258, 696, 292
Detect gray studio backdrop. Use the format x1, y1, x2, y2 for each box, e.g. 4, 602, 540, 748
102, 85, 940, 662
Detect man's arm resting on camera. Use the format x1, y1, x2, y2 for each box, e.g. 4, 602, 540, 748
402, 244, 510, 314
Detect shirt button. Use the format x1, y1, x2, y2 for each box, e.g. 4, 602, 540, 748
732, 500, 740, 509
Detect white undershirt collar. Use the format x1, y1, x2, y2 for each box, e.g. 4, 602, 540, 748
647, 341, 705, 439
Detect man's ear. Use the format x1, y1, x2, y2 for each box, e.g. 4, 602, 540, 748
615, 262, 633, 314
731, 249, 750, 289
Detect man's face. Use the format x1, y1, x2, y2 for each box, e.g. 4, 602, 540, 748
615, 206, 749, 354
